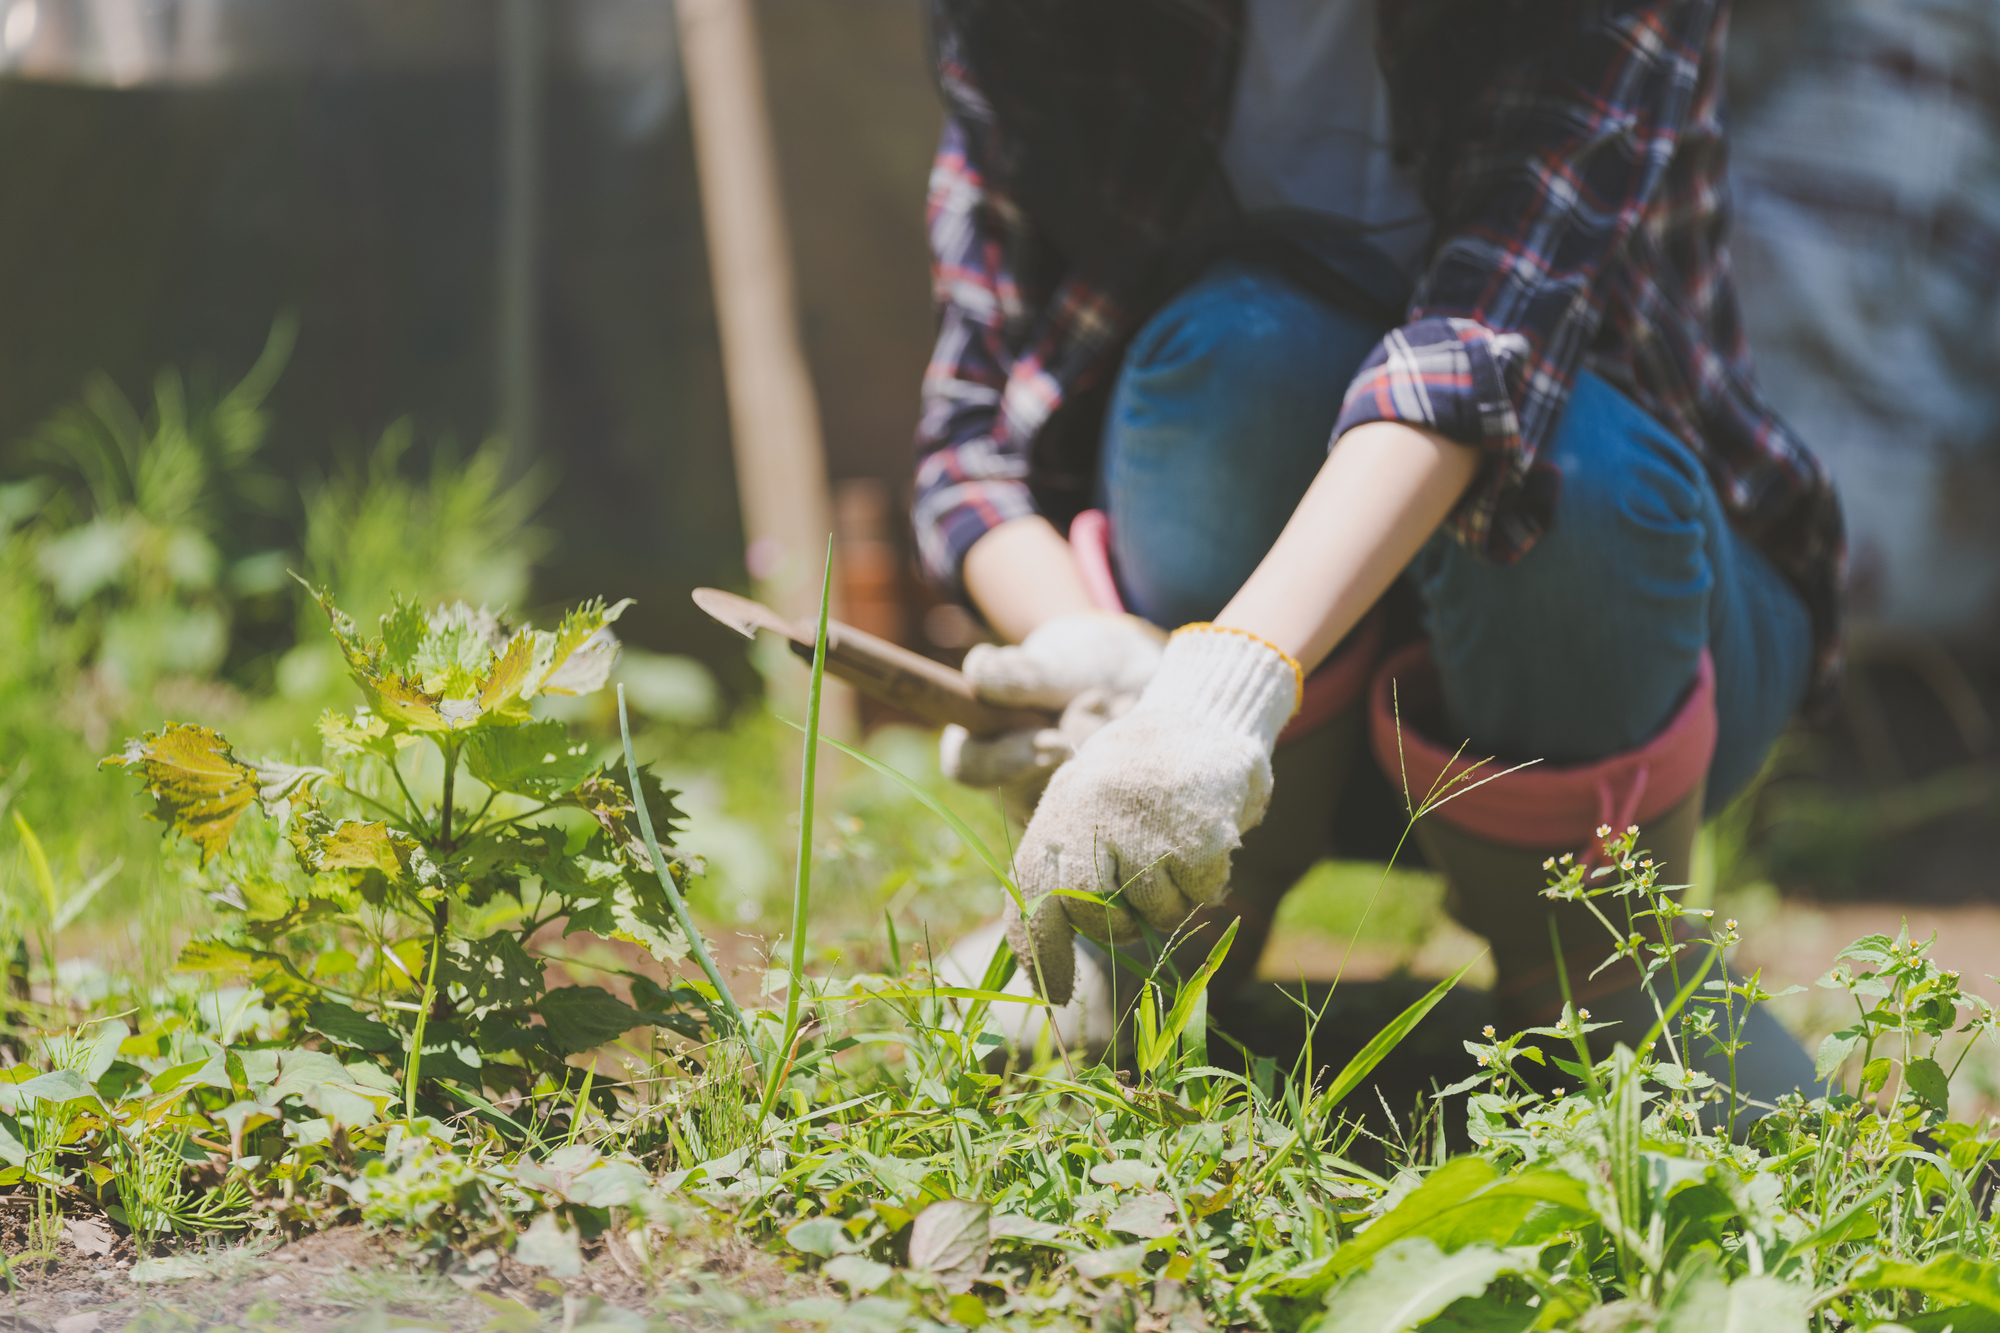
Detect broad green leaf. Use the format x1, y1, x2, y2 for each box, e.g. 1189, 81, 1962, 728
1905, 1056, 1950, 1114
439, 933, 545, 1012
1423, 1296, 1537, 1333
908, 1199, 991, 1295
1904, 1308, 2000, 1333
1315, 1239, 1513, 1333
11, 1069, 97, 1108
1659, 1273, 1809, 1333
1854, 1255, 2000, 1314
101, 723, 259, 866
1813, 1031, 1859, 1084
786, 1217, 851, 1258
464, 720, 597, 799
538, 985, 646, 1055
260, 1049, 352, 1103
1325, 1158, 1497, 1277
305, 999, 399, 1052
177, 938, 320, 1003
515, 1212, 583, 1278
1106, 1191, 1178, 1239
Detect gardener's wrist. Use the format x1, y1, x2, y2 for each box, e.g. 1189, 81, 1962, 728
1134, 623, 1301, 749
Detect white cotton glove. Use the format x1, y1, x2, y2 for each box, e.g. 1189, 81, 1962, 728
939, 613, 1166, 819
1003, 625, 1301, 1004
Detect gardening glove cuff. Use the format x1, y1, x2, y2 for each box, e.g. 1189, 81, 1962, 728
1005, 625, 1301, 1003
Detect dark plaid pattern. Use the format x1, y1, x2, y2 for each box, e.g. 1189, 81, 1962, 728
914, 0, 1844, 704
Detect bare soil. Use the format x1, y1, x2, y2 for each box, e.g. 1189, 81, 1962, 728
1, 1210, 825, 1332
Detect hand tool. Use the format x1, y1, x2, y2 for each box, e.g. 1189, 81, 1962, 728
692, 588, 1052, 737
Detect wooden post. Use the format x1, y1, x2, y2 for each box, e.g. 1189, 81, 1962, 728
677, 0, 853, 733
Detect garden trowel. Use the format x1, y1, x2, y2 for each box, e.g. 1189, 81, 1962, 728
692, 588, 1051, 737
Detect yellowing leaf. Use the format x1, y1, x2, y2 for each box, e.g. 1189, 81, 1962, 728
538, 598, 632, 696
363, 670, 445, 732
477, 631, 538, 718
101, 724, 260, 866
317, 709, 398, 759
304, 820, 420, 881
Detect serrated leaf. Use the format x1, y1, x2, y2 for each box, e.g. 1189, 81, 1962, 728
558, 765, 685, 855
301, 820, 421, 881
1315, 1239, 1514, 1333
1905, 1056, 1950, 1114
478, 631, 539, 719
538, 598, 631, 695
305, 999, 400, 1052
318, 709, 398, 759
464, 721, 598, 799
412, 601, 509, 685
101, 723, 260, 866
908, 1198, 990, 1294
439, 933, 545, 1013
537, 985, 645, 1055
380, 594, 428, 673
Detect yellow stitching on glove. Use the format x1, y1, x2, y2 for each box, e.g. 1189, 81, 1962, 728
1174, 622, 1305, 713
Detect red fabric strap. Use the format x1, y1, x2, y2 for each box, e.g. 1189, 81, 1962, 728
1368, 640, 1717, 851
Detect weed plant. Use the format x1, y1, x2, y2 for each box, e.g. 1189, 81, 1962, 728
2, 566, 1998, 1331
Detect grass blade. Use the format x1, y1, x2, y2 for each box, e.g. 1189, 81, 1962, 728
617, 685, 748, 1044
1322, 954, 1482, 1109
759, 537, 834, 1126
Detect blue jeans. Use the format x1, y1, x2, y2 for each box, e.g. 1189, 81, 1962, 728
1100, 260, 1812, 809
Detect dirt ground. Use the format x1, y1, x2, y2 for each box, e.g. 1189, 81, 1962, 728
0, 1212, 825, 1333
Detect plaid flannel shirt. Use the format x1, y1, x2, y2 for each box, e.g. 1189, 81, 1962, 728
914, 0, 1845, 702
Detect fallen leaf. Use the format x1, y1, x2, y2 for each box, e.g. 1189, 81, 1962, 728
62, 1215, 115, 1257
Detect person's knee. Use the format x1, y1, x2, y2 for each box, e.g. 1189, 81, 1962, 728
1417, 375, 1721, 763
1115, 262, 1375, 440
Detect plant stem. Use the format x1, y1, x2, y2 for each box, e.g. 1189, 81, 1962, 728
387, 755, 431, 839
758, 537, 834, 1128
438, 739, 458, 849
404, 905, 446, 1123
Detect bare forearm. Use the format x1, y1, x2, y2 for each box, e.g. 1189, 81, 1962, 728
1217, 421, 1480, 673
962, 516, 1099, 644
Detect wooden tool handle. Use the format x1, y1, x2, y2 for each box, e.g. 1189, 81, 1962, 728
692, 588, 1052, 736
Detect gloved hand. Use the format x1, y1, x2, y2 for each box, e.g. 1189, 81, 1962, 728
940, 613, 1165, 818
1003, 625, 1301, 1003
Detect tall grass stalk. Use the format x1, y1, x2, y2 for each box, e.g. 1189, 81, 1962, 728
758, 539, 835, 1125
617, 686, 747, 1042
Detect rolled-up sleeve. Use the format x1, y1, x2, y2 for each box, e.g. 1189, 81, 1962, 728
1334, 0, 1716, 562
913, 116, 1041, 591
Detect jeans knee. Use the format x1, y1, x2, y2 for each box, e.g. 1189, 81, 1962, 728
1114, 261, 1378, 445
